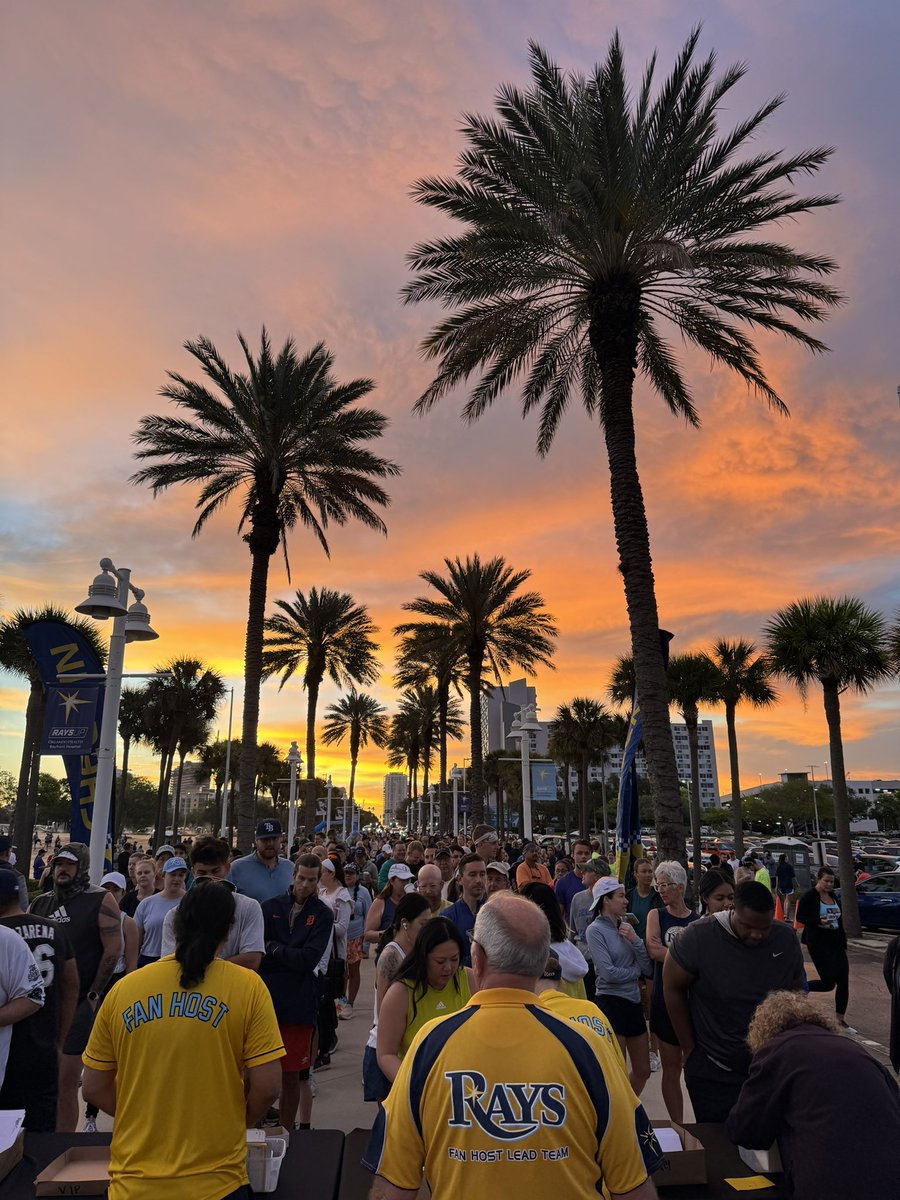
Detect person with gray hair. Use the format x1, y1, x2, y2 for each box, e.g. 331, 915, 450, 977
365, 892, 662, 1200
645, 860, 699, 1124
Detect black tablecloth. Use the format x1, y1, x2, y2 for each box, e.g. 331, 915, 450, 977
339, 1128, 373, 1200
656, 1123, 789, 1199
3, 1130, 345, 1199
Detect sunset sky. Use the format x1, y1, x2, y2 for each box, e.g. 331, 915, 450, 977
2, 1, 898, 819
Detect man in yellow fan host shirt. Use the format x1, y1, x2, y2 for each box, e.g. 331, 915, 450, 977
83, 881, 284, 1200
364, 891, 662, 1200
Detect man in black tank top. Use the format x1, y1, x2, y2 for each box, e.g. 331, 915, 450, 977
29, 843, 123, 1131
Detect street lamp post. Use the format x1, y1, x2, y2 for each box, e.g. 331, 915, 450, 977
74, 559, 158, 883
428, 784, 435, 835
286, 742, 302, 850
450, 764, 462, 840
507, 703, 542, 843
808, 764, 822, 840
325, 775, 334, 837
219, 688, 235, 839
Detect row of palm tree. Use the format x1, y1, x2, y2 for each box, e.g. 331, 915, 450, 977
11, 33, 892, 864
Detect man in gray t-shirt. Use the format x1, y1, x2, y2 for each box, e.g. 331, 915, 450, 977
664, 880, 803, 1123
160, 836, 264, 971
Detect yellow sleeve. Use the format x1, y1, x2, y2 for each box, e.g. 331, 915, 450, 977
365, 1026, 427, 1190
596, 1056, 659, 1193
83, 995, 116, 1072
243, 974, 286, 1068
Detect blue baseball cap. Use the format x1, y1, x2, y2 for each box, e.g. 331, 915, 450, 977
163, 857, 188, 874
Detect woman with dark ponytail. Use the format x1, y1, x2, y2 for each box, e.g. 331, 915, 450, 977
82, 878, 285, 1198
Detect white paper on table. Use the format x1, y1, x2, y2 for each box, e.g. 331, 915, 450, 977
653, 1126, 684, 1153
0, 1110, 25, 1153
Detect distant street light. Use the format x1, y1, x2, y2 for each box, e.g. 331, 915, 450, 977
808, 764, 822, 840
450, 763, 463, 839
74, 559, 158, 883
506, 703, 542, 843
285, 742, 302, 849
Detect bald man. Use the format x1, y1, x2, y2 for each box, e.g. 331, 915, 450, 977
415, 864, 450, 916
365, 892, 662, 1200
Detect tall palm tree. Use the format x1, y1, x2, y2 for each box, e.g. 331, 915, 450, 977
395, 625, 465, 831
0, 606, 106, 857
321, 689, 389, 819
397, 554, 557, 823
115, 687, 150, 842
262, 588, 380, 835
765, 596, 892, 937
889, 614, 900, 676
143, 659, 226, 846
707, 639, 777, 858
666, 653, 722, 890
386, 707, 423, 827
549, 699, 616, 845
131, 331, 399, 850
404, 33, 842, 862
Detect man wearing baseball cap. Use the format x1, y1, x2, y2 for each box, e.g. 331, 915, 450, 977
29, 843, 122, 1130
485, 860, 511, 896
229, 819, 293, 905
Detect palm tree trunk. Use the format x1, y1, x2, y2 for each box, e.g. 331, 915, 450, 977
304, 677, 320, 836
155, 748, 176, 846
438, 680, 449, 832
12, 681, 43, 855
237, 528, 277, 853
685, 707, 703, 892
590, 285, 684, 865
172, 751, 186, 842
725, 702, 744, 859
563, 761, 572, 840
822, 681, 861, 938
467, 653, 485, 824
115, 734, 132, 844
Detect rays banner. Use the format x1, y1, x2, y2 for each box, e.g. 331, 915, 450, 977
24, 619, 107, 848
614, 629, 674, 884
530, 762, 557, 803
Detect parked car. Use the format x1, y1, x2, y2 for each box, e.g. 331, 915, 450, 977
837, 873, 900, 932
856, 854, 900, 876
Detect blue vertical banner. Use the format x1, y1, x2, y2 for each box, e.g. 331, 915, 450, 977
41, 687, 100, 755
24, 620, 107, 847
614, 630, 674, 884
530, 762, 558, 804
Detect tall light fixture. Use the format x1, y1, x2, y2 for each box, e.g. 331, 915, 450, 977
450, 763, 463, 839
286, 742, 302, 849
506, 703, 542, 842
75, 558, 158, 883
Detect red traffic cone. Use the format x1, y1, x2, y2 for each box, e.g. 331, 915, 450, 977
774, 894, 785, 922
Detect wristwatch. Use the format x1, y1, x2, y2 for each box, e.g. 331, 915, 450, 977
87, 990, 101, 1005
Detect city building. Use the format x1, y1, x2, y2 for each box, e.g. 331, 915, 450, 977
382, 772, 408, 823
487, 680, 720, 808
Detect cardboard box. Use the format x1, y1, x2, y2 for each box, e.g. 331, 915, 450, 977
34, 1146, 110, 1195
649, 1122, 708, 1187
0, 1128, 24, 1184
739, 1143, 783, 1174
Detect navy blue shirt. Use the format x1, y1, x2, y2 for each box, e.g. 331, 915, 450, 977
554, 870, 585, 919
442, 897, 485, 967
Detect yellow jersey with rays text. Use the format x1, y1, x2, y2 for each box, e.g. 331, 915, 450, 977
538, 987, 627, 1074
84, 956, 284, 1200
364, 987, 662, 1198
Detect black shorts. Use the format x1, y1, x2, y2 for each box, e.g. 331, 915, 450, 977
63, 998, 97, 1056
0, 1046, 57, 1131
362, 1044, 390, 1103
596, 994, 647, 1039
649, 1004, 680, 1046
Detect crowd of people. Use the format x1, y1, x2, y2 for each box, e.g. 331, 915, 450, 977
0, 821, 898, 1198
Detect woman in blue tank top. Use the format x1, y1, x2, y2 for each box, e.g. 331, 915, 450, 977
646, 860, 699, 1124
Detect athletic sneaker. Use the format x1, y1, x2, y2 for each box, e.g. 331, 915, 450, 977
82, 1116, 98, 1133
839, 1019, 858, 1034
338, 1002, 354, 1020
649, 1051, 661, 1073
314, 1052, 331, 1070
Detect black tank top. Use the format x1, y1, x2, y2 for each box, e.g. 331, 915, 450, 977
652, 907, 699, 1008
31, 888, 105, 999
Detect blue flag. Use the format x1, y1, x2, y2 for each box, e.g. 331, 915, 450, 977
615, 630, 674, 883
41, 686, 100, 755
530, 762, 558, 803
24, 620, 107, 847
